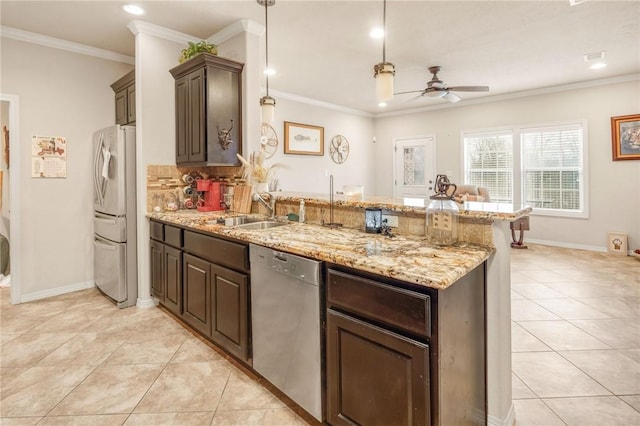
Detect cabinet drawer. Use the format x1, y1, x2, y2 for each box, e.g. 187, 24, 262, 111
184, 230, 248, 272
164, 225, 182, 248
327, 269, 431, 339
150, 221, 164, 241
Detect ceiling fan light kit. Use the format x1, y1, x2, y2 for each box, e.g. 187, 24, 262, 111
258, 0, 276, 124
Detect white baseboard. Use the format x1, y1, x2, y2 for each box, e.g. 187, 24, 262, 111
20, 280, 95, 303
136, 297, 157, 309
488, 402, 516, 426
525, 238, 606, 253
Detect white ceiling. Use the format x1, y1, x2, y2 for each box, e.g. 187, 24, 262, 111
2, 0, 639, 114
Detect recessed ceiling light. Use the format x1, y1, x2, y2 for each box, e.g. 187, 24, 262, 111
589, 62, 607, 70
569, 0, 587, 5
378, 102, 387, 107
123, 4, 144, 15
370, 27, 384, 39
264, 68, 276, 76
584, 51, 606, 62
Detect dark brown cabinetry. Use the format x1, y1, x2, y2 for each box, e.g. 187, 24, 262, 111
149, 219, 251, 365
111, 70, 135, 125
326, 265, 487, 426
149, 221, 182, 317
182, 229, 250, 362
169, 53, 243, 166
183, 253, 211, 337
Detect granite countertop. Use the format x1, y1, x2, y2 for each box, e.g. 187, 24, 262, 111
148, 210, 495, 290
272, 191, 532, 221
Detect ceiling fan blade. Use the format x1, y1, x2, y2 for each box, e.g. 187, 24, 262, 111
446, 86, 489, 92
407, 93, 426, 102
394, 90, 424, 95
442, 92, 461, 103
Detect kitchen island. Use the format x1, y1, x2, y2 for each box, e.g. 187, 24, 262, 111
147, 193, 530, 426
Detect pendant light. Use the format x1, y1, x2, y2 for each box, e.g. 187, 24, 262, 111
373, 0, 395, 103
258, 0, 276, 124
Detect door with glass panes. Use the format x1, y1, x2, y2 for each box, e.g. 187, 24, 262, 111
393, 136, 436, 201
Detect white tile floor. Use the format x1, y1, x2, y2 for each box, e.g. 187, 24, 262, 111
510, 244, 640, 426
0, 243, 638, 425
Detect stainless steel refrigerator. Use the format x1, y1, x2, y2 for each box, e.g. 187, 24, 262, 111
93, 125, 137, 308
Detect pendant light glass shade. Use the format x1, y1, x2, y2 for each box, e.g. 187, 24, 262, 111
373, 0, 394, 104
258, 0, 276, 124
374, 62, 395, 103
260, 96, 275, 124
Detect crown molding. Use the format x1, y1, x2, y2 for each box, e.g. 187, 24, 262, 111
376, 73, 640, 118
0, 25, 134, 64
127, 20, 197, 45
208, 19, 264, 45
269, 89, 374, 118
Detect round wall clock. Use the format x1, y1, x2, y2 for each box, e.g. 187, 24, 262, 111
330, 134, 350, 164
260, 122, 278, 159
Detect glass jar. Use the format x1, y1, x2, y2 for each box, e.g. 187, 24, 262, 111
426, 194, 459, 246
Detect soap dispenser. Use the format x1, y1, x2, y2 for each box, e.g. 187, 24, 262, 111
426, 175, 459, 246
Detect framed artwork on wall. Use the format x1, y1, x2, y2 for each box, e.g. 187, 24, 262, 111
611, 114, 640, 161
284, 121, 324, 156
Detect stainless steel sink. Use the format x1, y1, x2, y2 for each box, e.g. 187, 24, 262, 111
233, 220, 288, 230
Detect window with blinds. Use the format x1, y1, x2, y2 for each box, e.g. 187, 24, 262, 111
521, 125, 584, 212
463, 131, 514, 203
462, 121, 587, 218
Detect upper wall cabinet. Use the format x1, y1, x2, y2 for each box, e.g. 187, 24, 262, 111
111, 70, 135, 125
169, 53, 244, 167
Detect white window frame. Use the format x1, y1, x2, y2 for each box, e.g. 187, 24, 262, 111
461, 120, 589, 219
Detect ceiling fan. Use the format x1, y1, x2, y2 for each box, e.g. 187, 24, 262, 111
395, 66, 489, 103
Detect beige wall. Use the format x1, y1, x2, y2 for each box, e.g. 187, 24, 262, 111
374, 80, 640, 251
0, 37, 132, 299
262, 97, 375, 195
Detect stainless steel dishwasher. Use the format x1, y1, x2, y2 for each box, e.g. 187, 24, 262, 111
249, 244, 322, 421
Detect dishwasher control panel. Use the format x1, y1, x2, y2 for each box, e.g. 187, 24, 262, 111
250, 244, 321, 286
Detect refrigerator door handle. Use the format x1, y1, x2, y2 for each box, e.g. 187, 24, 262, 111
94, 237, 117, 251
95, 216, 118, 225
93, 133, 106, 206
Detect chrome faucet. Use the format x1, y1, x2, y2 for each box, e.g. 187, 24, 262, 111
255, 192, 276, 219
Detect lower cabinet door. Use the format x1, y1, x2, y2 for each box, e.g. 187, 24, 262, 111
163, 245, 182, 316
211, 264, 249, 363
326, 310, 430, 426
182, 253, 211, 337
150, 240, 164, 301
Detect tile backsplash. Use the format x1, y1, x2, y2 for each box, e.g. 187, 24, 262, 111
146, 164, 244, 213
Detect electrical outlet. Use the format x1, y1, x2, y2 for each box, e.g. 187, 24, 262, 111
382, 214, 399, 228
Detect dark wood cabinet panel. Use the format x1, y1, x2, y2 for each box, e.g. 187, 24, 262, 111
184, 230, 248, 272
150, 240, 164, 300
111, 70, 135, 125
126, 84, 136, 124
163, 245, 182, 316
327, 269, 431, 339
183, 253, 211, 337
175, 76, 189, 163
170, 53, 243, 166
326, 310, 430, 426
114, 90, 128, 125
211, 264, 249, 362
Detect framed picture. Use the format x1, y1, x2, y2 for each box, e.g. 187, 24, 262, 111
284, 121, 324, 156
607, 232, 628, 254
611, 114, 640, 161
